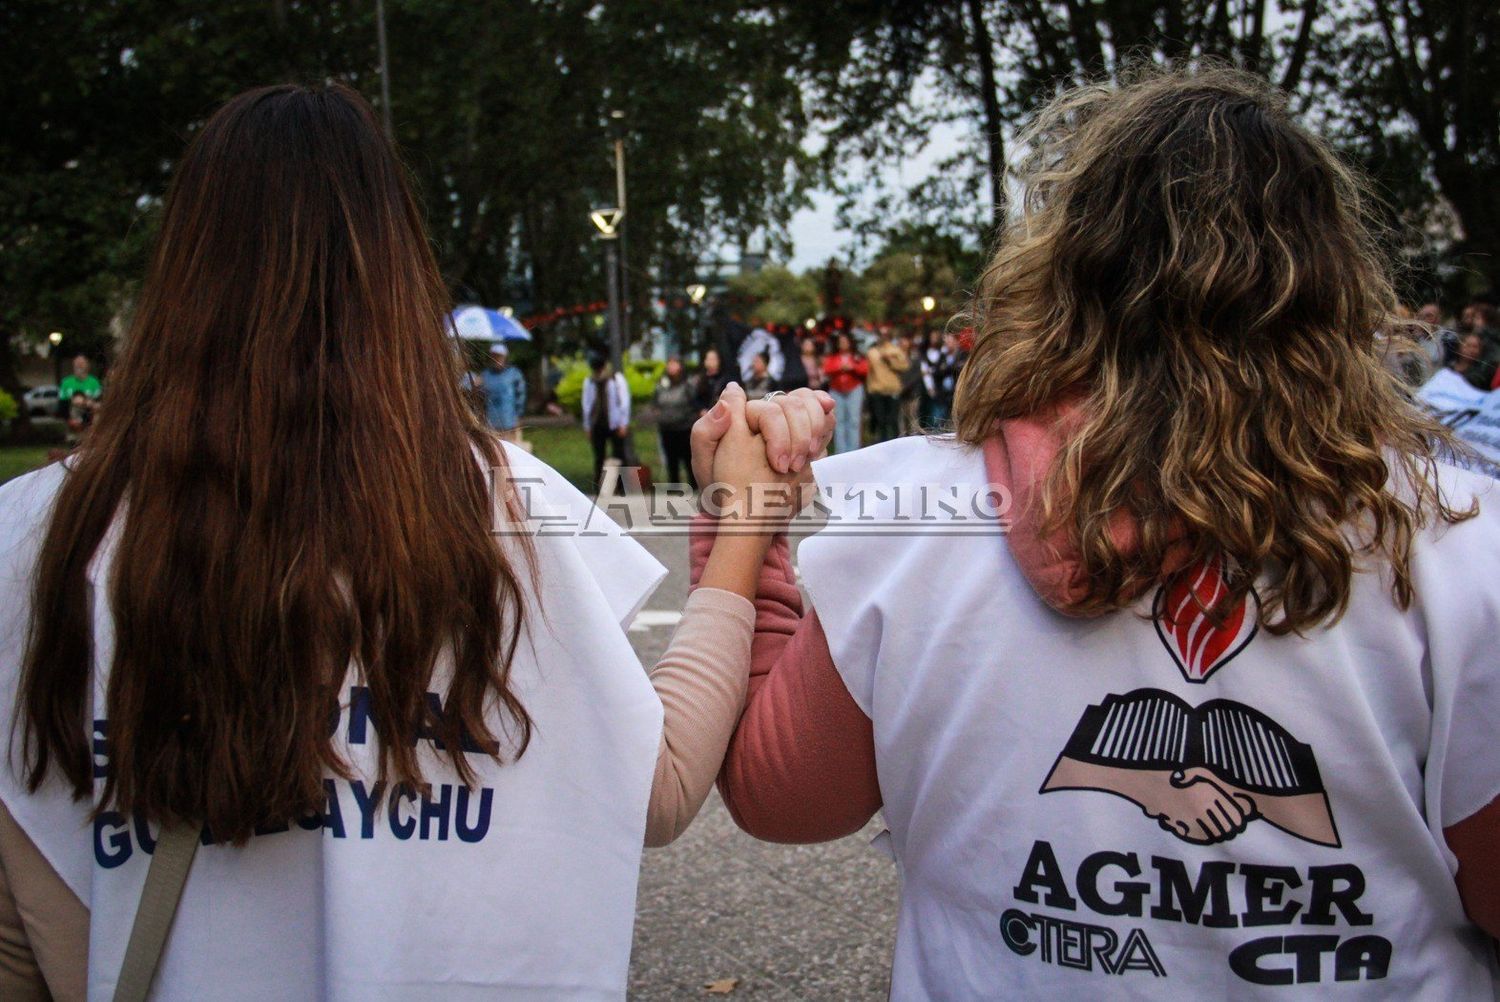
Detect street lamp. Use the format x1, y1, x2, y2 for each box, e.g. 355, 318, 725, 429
609, 109, 630, 346
48, 331, 64, 388
921, 296, 937, 313
591, 207, 626, 371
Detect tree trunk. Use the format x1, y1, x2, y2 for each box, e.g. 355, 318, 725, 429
965, 0, 1007, 236
1279, 0, 1318, 92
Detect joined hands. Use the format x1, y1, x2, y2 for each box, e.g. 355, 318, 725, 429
689, 384, 835, 528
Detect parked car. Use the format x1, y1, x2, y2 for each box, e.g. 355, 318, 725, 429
23, 385, 59, 417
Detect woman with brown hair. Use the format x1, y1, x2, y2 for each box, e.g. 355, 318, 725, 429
711, 68, 1500, 997
0, 84, 829, 999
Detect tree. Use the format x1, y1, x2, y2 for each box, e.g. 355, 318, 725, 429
853, 251, 960, 324
725, 266, 820, 326
0, 0, 822, 390
1328, 0, 1500, 291
0, 0, 385, 403
326, 0, 821, 356
787, 0, 1430, 283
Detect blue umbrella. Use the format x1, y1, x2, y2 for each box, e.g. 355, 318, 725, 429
447, 305, 532, 343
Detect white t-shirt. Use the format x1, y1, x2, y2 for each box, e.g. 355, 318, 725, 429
0, 443, 666, 1001
799, 435, 1500, 1000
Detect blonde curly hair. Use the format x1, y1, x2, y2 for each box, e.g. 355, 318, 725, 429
954, 66, 1472, 633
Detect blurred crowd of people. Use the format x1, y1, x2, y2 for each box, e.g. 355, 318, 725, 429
1430, 299, 1500, 391
652, 324, 969, 485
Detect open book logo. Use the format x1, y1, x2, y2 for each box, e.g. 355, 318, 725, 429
1041, 688, 1340, 848
1153, 560, 1259, 684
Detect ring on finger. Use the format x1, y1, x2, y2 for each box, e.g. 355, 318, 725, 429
763, 390, 787, 401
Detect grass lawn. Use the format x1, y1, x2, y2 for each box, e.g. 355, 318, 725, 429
522, 423, 663, 494
0, 425, 662, 495
0, 446, 53, 486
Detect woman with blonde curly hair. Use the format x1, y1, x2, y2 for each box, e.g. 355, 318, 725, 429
707, 67, 1500, 997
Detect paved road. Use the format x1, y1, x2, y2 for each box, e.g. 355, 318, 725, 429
621, 508, 899, 999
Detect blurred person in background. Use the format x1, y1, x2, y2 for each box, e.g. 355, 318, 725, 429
772, 324, 808, 391
1449, 331, 1498, 390
743, 351, 777, 401
582, 352, 632, 493
1416, 302, 1455, 378
864, 327, 908, 443
474, 343, 526, 442
800, 337, 825, 392
736, 324, 783, 386
64, 392, 92, 446
897, 333, 924, 436
654, 356, 697, 488
823, 332, 868, 454
693, 348, 731, 416
919, 330, 956, 427
57, 354, 101, 420
1458, 301, 1500, 361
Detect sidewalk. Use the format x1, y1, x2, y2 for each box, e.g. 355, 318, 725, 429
623, 510, 898, 998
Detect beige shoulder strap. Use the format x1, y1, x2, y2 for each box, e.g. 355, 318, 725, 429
112, 826, 200, 1002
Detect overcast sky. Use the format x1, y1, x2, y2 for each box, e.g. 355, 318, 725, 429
783, 103, 973, 271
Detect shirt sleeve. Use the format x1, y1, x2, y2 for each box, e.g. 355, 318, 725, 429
688, 517, 881, 843
644, 587, 755, 847
616, 375, 631, 429
1419, 471, 1500, 835
0, 800, 85, 1002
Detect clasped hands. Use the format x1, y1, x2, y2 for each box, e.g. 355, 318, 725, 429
689, 384, 834, 527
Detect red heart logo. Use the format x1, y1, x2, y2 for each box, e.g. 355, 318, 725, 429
1153, 560, 1259, 683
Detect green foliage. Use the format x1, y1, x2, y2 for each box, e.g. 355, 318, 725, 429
554, 358, 666, 415
793, 0, 1497, 297
726, 266, 821, 326
858, 252, 961, 324
4, 0, 1495, 397
0, 390, 17, 424
0, 0, 818, 383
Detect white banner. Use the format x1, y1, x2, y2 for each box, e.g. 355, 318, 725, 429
1415, 369, 1500, 475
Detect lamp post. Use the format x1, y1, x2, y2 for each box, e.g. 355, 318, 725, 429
609, 110, 630, 345
683, 283, 708, 360
48, 331, 63, 388
591, 208, 625, 371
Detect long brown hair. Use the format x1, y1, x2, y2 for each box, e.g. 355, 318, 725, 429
955, 67, 1473, 633
20, 84, 531, 842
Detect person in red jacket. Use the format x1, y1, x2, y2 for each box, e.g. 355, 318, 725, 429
822, 332, 868, 453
